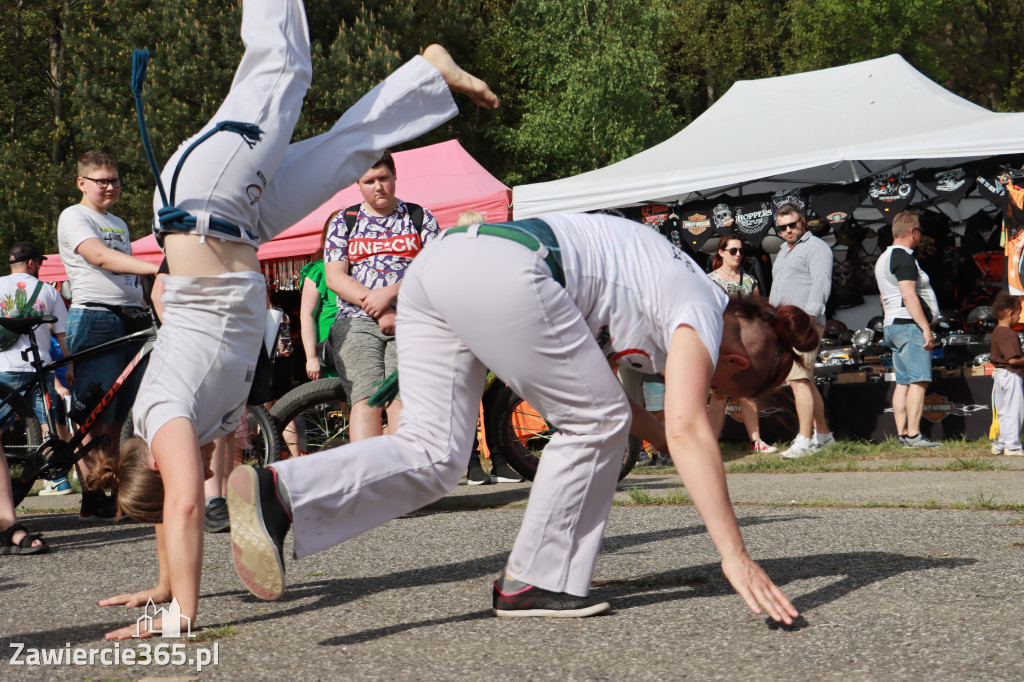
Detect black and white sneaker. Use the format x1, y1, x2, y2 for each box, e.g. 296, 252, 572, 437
492, 581, 610, 618
490, 462, 525, 484
204, 496, 231, 533
79, 488, 118, 523
467, 459, 493, 485
228, 465, 292, 600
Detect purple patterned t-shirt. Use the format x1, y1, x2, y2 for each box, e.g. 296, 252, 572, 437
324, 200, 440, 319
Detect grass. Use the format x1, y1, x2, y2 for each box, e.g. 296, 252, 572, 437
618, 485, 690, 505
192, 625, 237, 642
717, 436, 1010, 474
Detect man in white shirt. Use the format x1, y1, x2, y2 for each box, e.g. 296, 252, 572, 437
0, 242, 69, 553
874, 211, 941, 448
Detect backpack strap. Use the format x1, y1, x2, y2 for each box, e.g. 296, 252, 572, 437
23, 282, 44, 314
344, 202, 426, 235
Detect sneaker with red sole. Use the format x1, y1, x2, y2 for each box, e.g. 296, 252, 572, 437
493, 581, 610, 618
750, 439, 777, 454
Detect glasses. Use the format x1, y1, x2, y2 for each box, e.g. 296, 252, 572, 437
777, 220, 802, 232
722, 247, 742, 256
82, 176, 121, 189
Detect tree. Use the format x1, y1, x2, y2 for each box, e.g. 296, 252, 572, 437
482, 0, 679, 185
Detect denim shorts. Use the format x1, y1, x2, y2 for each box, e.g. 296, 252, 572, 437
642, 374, 665, 412
66, 307, 146, 425
0, 372, 62, 427
883, 324, 932, 385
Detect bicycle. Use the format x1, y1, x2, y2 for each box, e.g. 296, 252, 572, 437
1, 312, 279, 507
267, 374, 639, 481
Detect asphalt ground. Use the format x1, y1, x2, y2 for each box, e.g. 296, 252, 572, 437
3, 460, 1023, 681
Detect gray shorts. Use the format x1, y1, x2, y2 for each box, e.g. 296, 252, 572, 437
329, 316, 399, 404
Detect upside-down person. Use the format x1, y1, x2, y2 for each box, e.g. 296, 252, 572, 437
228, 212, 812, 623
90, 0, 498, 640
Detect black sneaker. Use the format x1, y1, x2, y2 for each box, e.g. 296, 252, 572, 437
492, 581, 610, 618
467, 462, 493, 485
227, 465, 292, 600
491, 462, 525, 484
80, 488, 118, 523
204, 496, 231, 533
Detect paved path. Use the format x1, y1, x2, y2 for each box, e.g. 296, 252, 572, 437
3, 463, 1023, 680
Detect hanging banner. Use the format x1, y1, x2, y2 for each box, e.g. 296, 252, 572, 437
976, 163, 1009, 212
868, 170, 916, 222
676, 200, 719, 252
920, 166, 974, 205
809, 184, 865, 234
731, 198, 775, 243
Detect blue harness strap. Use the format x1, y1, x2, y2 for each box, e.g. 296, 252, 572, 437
130, 48, 262, 244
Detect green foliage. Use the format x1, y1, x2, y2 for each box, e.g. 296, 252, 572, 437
484, 0, 679, 185
0, 0, 1023, 253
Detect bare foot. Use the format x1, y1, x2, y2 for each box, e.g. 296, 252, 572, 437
422, 44, 499, 109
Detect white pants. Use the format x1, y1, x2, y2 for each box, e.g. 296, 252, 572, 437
275, 232, 632, 596
156, 0, 459, 243
133, 274, 266, 445
143, 0, 458, 443
992, 368, 1023, 451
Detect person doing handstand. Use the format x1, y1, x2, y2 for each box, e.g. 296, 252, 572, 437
90, 0, 497, 639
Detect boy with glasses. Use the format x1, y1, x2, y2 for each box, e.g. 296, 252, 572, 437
57, 151, 159, 521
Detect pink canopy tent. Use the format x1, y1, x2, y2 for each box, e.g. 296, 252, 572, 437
39, 140, 511, 281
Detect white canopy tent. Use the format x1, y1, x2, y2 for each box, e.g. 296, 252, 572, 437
512, 54, 1024, 219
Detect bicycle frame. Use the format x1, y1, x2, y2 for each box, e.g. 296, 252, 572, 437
1, 323, 157, 480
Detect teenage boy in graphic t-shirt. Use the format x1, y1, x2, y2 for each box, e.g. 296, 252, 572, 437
57, 151, 159, 521
324, 151, 440, 441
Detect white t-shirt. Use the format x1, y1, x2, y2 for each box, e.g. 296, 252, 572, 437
0, 274, 68, 372
543, 213, 728, 374
57, 204, 144, 307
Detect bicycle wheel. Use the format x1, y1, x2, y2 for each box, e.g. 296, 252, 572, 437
0, 383, 44, 507
233, 404, 281, 468
268, 378, 350, 464
120, 405, 280, 468
482, 383, 639, 482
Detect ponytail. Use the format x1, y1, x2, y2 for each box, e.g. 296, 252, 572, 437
84, 437, 165, 524
726, 296, 819, 396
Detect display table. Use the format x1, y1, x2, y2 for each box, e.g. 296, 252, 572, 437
720, 375, 994, 443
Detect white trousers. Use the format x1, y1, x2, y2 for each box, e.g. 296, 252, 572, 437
992, 368, 1023, 451
275, 232, 632, 596
156, 0, 459, 243
143, 0, 458, 442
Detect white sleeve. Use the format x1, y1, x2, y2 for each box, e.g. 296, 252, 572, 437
58, 207, 100, 254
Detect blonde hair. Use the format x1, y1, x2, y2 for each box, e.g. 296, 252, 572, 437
892, 211, 920, 238
456, 210, 484, 227
85, 437, 164, 524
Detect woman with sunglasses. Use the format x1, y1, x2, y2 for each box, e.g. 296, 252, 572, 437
707, 234, 776, 453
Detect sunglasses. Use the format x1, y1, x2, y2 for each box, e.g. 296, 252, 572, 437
722, 247, 743, 256
777, 220, 802, 232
